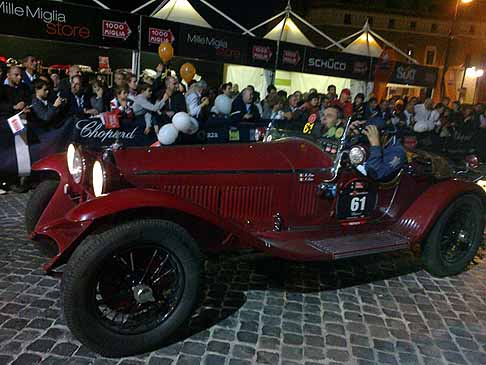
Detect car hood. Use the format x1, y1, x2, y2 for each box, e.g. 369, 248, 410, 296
113, 139, 334, 177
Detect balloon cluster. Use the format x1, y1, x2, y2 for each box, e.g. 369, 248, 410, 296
158, 112, 199, 145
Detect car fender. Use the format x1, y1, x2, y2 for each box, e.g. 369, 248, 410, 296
394, 178, 486, 244
32, 153, 68, 179
66, 188, 260, 243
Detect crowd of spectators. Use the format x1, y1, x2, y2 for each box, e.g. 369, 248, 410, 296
1, 55, 486, 155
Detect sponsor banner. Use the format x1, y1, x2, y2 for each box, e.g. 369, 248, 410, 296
390, 62, 438, 88
140, 16, 180, 53
278, 42, 306, 72
303, 47, 373, 80
0, 0, 138, 49
73, 117, 156, 147
177, 24, 247, 64
247, 38, 276, 69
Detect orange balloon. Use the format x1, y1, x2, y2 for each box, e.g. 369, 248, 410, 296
158, 42, 174, 64
180, 63, 196, 83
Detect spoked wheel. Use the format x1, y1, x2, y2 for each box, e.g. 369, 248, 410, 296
94, 245, 185, 335
62, 219, 201, 357
422, 195, 484, 277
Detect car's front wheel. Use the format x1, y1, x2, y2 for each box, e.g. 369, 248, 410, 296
62, 219, 201, 357
25, 179, 59, 234
422, 194, 484, 277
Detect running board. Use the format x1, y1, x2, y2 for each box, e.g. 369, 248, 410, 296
306, 230, 410, 260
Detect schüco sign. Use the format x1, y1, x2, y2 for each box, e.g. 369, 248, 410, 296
0, 0, 138, 49
308, 57, 347, 71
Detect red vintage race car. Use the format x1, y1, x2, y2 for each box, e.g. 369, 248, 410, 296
26, 118, 486, 357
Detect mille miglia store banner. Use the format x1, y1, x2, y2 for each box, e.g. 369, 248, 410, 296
0, 0, 139, 49
176, 23, 247, 65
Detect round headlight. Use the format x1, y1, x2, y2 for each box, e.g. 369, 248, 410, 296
67, 144, 84, 183
67, 144, 75, 174
349, 146, 367, 166
92, 160, 106, 197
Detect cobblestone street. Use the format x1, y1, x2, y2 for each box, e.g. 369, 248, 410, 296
0, 192, 486, 365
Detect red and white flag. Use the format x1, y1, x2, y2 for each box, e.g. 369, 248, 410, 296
7, 112, 26, 135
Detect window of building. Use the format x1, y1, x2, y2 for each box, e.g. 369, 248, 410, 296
425, 46, 437, 65
344, 14, 351, 25
388, 19, 395, 29
469, 25, 475, 34
410, 21, 417, 30
431, 23, 438, 33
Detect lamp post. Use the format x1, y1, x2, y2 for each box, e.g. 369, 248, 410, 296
440, 0, 473, 98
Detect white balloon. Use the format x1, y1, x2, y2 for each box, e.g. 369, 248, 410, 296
158, 123, 179, 145
214, 95, 232, 115
172, 112, 192, 133
186, 117, 199, 135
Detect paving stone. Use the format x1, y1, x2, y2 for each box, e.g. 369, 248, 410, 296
206, 340, 230, 355
11, 353, 42, 365
50, 342, 79, 357
256, 350, 279, 364
232, 344, 255, 359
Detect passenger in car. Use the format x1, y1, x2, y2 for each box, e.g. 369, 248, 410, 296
361, 124, 407, 181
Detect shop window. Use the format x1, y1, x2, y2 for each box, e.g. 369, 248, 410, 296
410, 21, 417, 30
344, 14, 351, 25
388, 19, 395, 29
431, 23, 438, 33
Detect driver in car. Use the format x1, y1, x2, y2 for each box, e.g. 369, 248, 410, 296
302, 105, 345, 140
357, 123, 407, 181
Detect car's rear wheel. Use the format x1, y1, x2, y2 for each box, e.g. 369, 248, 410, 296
25, 179, 59, 234
62, 219, 201, 357
422, 195, 484, 277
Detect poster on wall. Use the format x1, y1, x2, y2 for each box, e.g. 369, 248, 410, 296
0, 0, 139, 49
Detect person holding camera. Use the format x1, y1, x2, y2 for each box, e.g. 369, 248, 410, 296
30, 79, 63, 128
350, 121, 406, 181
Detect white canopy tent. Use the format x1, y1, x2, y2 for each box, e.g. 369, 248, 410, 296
331, 20, 419, 64
264, 17, 314, 47
225, 1, 354, 98
152, 0, 212, 28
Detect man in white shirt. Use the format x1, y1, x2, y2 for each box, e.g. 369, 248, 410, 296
186, 80, 209, 119
413, 98, 437, 133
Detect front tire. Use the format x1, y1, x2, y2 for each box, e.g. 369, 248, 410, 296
62, 219, 201, 357
422, 195, 484, 277
25, 179, 59, 234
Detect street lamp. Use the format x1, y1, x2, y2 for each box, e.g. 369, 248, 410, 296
440, 0, 474, 98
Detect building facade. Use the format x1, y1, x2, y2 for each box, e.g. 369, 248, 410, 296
301, 0, 486, 103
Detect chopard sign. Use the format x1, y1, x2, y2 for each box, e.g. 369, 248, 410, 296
76, 119, 138, 143
187, 33, 227, 49
0, 1, 66, 23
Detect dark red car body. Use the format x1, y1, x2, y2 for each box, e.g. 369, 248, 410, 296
31, 136, 485, 273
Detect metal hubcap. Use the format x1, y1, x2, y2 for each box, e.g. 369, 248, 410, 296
132, 284, 156, 304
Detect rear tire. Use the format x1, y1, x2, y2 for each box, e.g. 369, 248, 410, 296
62, 219, 201, 357
25, 179, 59, 234
422, 195, 484, 277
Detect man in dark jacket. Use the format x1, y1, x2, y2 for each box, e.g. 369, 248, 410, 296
231, 87, 260, 124
0, 66, 31, 120
31, 79, 63, 128
21, 55, 38, 92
